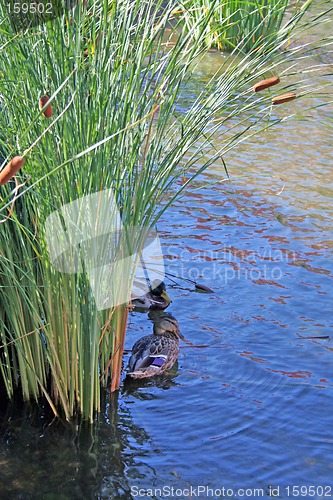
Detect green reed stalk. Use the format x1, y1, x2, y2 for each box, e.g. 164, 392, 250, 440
176, 0, 311, 52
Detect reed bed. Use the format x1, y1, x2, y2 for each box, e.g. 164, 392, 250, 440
0, 0, 332, 421
176, 0, 308, 51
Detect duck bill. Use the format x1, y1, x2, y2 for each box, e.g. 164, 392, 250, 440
177, 330, 187, 342
161, 290, 172, 304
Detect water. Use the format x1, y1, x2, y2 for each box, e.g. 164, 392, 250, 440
1, 16, 333, 500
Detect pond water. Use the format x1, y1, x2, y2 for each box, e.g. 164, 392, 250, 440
1, 12, 333, 500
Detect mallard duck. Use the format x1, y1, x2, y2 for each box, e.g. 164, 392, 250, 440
131, 280, 172, 311
126, 314, 185, 378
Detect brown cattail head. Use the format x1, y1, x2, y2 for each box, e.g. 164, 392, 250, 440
253, 77, 280, 92
0, 156, 25, 185
39, 95, 53, 118
272, 92, 296, 105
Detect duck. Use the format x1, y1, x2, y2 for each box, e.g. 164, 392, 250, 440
131, 280, 172, 311
126, 314, 185, 379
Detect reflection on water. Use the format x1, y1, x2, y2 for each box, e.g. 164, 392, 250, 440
2, 16, 333, 499
0, 392, 160, 499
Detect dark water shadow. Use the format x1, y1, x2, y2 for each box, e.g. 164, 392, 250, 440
0, 391, 156, 500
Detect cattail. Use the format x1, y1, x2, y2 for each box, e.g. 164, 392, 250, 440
272, 92, 296, 105
0, 156, 25, 185
39, 95, 53, 118
253, 77, 280, 92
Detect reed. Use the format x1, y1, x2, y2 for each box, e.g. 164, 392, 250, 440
175, 0, 311, 52
0, 0, 332, 421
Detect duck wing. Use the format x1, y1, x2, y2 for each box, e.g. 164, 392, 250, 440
131, 295, 151, 309
127, 334, 175, 372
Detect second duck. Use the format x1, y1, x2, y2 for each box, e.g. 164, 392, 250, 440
126, 314, 184, 379
131, 280, 172, 311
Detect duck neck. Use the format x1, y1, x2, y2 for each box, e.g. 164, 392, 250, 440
156, 331, 179, 340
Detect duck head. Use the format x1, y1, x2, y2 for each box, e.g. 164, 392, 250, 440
150, 280, 172, 305
153, 314, 186, 341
